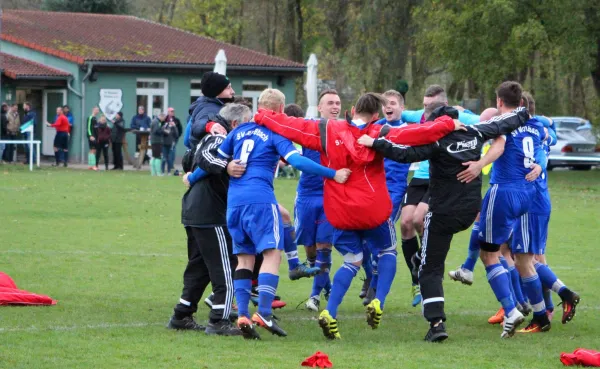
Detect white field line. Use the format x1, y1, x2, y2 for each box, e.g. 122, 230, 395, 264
1, 306, 599, 333
1, 249, 596, 271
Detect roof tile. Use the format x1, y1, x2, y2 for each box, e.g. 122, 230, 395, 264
2, 10, 305, 70
0, 52, 71, 79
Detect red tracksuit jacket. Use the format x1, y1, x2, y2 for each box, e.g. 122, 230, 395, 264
254, 110, 456, 230
50, 114, 70, 133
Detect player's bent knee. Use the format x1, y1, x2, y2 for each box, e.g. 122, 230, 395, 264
236, 254, 256, 270
316, 243, 332, 250
277, 204, 291, 224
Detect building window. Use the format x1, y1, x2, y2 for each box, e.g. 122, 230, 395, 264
242, 81, 272, 113
190, 80, 203, 104
136, 78, 168, 118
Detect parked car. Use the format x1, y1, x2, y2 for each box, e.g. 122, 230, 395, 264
548, 117, 600, 170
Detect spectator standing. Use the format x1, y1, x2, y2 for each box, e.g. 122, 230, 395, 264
95, 115, 111, 171
161, 112, 180, 175
110, 112, 127, 170
149, 113, 166, 176
0, 103, 8, 163
4, 104, 21, 163
46, 106, 70, 167
87, 107, 99, 170
131, 106, 151, 163
22, 102, 37, 165
63, 105, 74, 163
164, 107, 181, 173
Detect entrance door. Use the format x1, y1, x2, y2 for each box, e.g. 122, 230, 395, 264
136, 79, 168, 119
242, 81, 272, 113
42, 89, 67, 156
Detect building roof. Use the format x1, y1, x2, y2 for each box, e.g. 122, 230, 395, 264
1, 10, 305, 71
0, 52, 71, 79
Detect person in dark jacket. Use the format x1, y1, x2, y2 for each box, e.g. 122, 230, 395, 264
161, 111, 180, 175
131, 106, 152, 163
1, 103, 8, 163
110, 112, 127, 170
165, 107, 182, 172
168, 103, 250, 336
149, 114, 166, 176
22, 102, 37, 165
185, 72, 234, 149
358, 104, 530, 342
63, 105, 74, 162
95, 115, 112, 171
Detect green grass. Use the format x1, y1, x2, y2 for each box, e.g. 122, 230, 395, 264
1, 166, 599, 369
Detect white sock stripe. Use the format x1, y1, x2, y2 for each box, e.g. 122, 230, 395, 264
532, 301, 546, 313
179, 298, 191, 306
422, 297, 444, 305
211, 304, 226, 309
552, 280, 565, 293
286, 251, 299, 260
487, 266, 506, 281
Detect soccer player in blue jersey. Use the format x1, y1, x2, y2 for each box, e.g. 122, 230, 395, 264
361, 90, 414, 306
477, 81, 546, 338
217, 89, 351, 339
400, 85, 480, 305
515, 93, 580, 333
294, 90, 341, 312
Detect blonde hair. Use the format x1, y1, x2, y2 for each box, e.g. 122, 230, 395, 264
258, 88, 285, 111
382, 90, 404, 105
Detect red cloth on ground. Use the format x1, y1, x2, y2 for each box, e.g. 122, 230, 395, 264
0, 272, 57, 306
561, 348, 600, 366
301, 351, 333, 368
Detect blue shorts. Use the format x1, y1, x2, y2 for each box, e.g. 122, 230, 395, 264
294, 195, 333, 246
332, 220, 397, 262
227, 203, 284, 255
479, 184, 535, 246
511, 213, 550, 255
390, 189, 406, 224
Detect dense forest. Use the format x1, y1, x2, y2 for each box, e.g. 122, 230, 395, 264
3, 0, 600, 122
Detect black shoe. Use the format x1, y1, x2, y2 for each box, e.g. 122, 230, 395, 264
63, 162, 68, 167
362, 287, 376, 306
359, 277, 371, 299
205, 320, 243, 336
167, 315, 206, 331
289, 263, 321, 281
425, 321, 448, 343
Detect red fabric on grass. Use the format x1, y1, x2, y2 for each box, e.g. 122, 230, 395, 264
301, 351, 333, 368
560, 348, 600, 366
0, 272, 57, 306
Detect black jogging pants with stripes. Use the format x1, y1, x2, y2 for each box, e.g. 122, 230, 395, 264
418, 210, 478, 323
174, 226, 237, 322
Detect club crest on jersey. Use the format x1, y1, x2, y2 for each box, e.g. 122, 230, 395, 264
447, 137, 478, 153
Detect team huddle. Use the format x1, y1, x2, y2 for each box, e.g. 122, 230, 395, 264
167, 71, 579, 342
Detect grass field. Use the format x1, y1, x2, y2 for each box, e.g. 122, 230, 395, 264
1, 166, 599, 369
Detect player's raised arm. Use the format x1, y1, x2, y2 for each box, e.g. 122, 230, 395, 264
472, 107, 529, 141
359, 134, 438, 164
383, 116, 461, 146
254, 109, 323, 152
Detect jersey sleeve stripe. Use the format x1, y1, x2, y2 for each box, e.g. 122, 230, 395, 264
283, 150, 299, 161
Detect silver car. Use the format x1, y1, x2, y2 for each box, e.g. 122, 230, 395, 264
548, 117, 600, 170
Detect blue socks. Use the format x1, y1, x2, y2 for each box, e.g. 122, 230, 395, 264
283, 224, 299, 270
535, 262, 566, 294
326, 262, 359, 318
369, 258, 379, 289
499, 256, 518, 306
233, 269, 253, 318
362, 250, 373, 280
375, 251, 397, 309
486, 263, 516, 315
257, 273, 279, 317
508, 266, 526, 306
310, 248, 332, 298
462, 221, 480, 272
544, 289, 554, 311
522, 274, 546, 317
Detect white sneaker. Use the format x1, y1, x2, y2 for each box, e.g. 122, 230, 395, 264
501, 309, 525, 338
305, 296, 320, 312
448, 267, 474, 286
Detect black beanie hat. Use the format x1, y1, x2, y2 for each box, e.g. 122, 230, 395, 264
201, 72, 230, 98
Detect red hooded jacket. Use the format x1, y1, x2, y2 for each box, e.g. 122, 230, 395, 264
253, 110, 456, 230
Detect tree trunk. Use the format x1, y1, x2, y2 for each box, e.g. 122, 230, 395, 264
592, 38, 600, 96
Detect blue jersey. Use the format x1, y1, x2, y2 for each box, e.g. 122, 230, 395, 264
375, 118, 411, 193
490, 118, 545, 186
296, 147, 323, 197
218, 122, 298, 207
